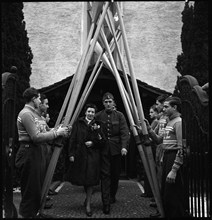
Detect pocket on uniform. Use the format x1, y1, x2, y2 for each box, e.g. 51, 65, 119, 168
112, 121, 119, 134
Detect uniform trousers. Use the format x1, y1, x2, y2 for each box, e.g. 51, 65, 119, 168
100, 152, 121, 205
161, 150, 185, 218
15, 143, 46, 218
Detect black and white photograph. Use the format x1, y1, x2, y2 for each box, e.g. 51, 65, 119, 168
2, 1, 209, 218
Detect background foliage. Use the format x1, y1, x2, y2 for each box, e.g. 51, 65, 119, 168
2, 2, 33, 112
175, 1, 208, 86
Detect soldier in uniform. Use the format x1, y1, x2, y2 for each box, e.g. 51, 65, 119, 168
95, 92, 130, 215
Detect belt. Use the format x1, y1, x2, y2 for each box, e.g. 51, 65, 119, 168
107, 136, 119, 140
19, 141, 33, 148
163, 149, 178, 154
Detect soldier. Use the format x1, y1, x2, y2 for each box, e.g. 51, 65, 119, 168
95, 92, 130, 215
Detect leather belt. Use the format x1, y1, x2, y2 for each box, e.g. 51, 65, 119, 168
19, 141, 32, 148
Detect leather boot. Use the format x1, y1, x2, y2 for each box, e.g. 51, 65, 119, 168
103, 204, 110, 214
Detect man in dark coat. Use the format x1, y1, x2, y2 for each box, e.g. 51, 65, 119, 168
95, 92, 130, 215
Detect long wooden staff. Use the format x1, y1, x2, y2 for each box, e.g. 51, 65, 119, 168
99, 29, 163, 212
115, 2, 164, 217
71, 50, 103, 122
55, 17, 94, 127
62, 2, 110, 126
39, 2, 110, 214
105, 9, 139, 124
55, 2, 104, 127
94, 39, 135, 117
39, 27, 95, 212
104, 13, 162, 205
99, 27, 156, 195
72, 30, 122, 122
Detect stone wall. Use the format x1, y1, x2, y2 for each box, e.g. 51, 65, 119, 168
23, 2, 185, 93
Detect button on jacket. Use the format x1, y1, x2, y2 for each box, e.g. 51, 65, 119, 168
95, 109, 130, 156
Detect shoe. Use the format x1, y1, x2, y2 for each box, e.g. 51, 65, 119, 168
48, 190, 58, 196
103, 204, 110, 214
140, 193, 152, 198
44, 203, 53, 209
46, 196, 51, 201
85, 208, 92, 217
149, 210, 161, 218
150, 197, 155, 202
83, 199, 87, 207
149, 202, 157, 208
110, 197, 116, 204
36, 212, 52, 218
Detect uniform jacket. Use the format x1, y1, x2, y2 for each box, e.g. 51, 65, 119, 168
95, 109, 130, 156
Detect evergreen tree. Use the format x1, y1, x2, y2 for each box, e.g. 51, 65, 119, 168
2, 4, 33, 188
1, 2, 33, 111
175, 1, 208, 87
190, 1, 208, 86
175, 1, 194, 77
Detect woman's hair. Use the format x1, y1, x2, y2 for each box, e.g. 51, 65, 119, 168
150, 104, 158, 113
83, 103, 98, 114
40, 93, 47, 104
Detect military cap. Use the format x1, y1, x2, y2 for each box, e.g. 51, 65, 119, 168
102, 92, 114, 101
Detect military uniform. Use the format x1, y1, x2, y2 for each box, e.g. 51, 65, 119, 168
95, 108, 130, 205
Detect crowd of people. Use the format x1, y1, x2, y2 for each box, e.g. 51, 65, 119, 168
15, 87, 187, 218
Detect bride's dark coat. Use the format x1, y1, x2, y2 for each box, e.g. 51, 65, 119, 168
65, 117, 105, 186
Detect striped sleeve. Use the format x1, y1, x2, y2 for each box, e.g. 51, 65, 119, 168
171, 121, 183, 172
21, 112, 56, 143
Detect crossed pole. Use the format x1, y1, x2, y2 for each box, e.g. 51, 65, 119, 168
39, 2, 164, 217
39, 2, 110, 214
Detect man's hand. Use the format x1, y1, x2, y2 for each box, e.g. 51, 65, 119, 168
143, 119, 151, 132
166, 170, 177, 183
69, 156, 74, 162
85, 141, 93, 147
57, 125, 69, 137
121, 148, 127, 156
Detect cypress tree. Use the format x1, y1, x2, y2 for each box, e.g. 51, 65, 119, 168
2, 2, 34, 189
1, 2, 33, 110
176, 1, 194, 77
175, 1, 208, 87
190, 1, 208, 86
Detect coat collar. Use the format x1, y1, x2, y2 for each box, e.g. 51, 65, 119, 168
79, 117, 95, 125
169, 112, 181, 121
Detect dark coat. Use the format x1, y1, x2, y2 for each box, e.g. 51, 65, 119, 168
65, 117, 105, 186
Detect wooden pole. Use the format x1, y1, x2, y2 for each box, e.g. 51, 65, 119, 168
105, 10, 139, 124
114, 2, 147, 133
72, 29, 122, 122
103, 28, 165, 216
99, 30, 162, 209
94, 38, 134, 116
114, 3, 164, 216
39, 2, 110, 214
62, 2, 110, 126
56, 2, 108, 127
55, 20, 95, 127
70, 50, 103, 123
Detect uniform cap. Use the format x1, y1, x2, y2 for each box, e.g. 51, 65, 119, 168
102, 92, 114, 101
